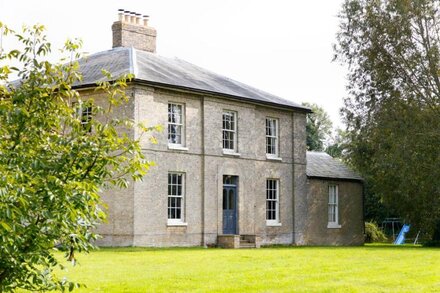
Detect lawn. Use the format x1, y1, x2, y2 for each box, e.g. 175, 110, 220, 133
53, 244, 439, 292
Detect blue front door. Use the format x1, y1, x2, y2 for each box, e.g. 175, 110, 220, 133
223, 176, 237, 234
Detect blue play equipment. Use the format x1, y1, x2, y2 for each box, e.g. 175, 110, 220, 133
393, 224, 410, 245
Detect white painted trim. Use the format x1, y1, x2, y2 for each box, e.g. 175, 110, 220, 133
266, 221, 282, 227
327, 223, 342, 229
222, 150, 241, 156
167, 102, 185, 146
167, 221, 188, 227
167, 172, 185, 223
222, 110, 238, 153
328, 185, 340, 228
266, 155, 282, 161
168, 145, 189, 151
265, 117, 279, 157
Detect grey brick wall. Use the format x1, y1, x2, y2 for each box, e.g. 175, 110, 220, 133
304, 179, 364, 245
92, 84, 308, 247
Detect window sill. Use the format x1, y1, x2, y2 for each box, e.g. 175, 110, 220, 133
168, 145, 189, 151
266, 221, 282, 227
266, 155, 282, 161
222, 150, 241, 157
167, 221, 188, 227
327, 223, 341, 229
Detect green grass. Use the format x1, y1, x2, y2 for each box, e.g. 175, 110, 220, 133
54, 244, 439, 292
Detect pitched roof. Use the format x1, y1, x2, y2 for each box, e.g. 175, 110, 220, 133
76, 47, 310, 112
306, 151, 363, 181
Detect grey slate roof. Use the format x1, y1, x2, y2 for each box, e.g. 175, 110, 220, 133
76, 47, 309, 112
306, 151, 363, 181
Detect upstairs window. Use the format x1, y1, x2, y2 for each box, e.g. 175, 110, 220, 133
266, 118, 279, 157
328, 185, 341, 228
222, 111, 237, 152
168, 103, 184, 146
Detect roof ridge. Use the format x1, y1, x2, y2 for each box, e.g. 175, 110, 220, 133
129, 47, 139, 77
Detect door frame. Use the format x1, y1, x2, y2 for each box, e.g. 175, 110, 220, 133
222, 175, 238, 235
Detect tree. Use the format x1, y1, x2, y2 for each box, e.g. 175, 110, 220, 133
325, 128, 348, 158
335, 0, 440, 237
0, 24, 157, 291
302, 102, 333, 151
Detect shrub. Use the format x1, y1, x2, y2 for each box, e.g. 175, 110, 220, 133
424, 220, 440, 247
365, 222, 387, 243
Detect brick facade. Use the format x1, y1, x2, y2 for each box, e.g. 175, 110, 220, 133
81, 14, 364, 247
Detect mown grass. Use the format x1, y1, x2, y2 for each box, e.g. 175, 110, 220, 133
52, 244, 439, 292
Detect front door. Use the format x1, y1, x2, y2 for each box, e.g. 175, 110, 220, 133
223, 176, 237, 234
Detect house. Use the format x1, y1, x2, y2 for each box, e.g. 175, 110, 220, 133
305, 152, 364, 245
75, 11, 364, 248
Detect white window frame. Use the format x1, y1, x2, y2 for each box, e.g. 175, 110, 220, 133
327, 185, 341, 228
167, 172, 186, 225
266, 179, 281, 226
266, 118, 279, 159
168, 103, 185, 148
73, 101, 92, 132
222, 110, 238, 154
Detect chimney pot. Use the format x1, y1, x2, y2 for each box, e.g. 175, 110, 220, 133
118, 9, 124, 21
135, 13, 141, 25
143, 15, 149, 27
124, 11, 130, 22
129, 12, 136, 24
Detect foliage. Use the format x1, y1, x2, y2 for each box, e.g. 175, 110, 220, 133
0, 24, 157, 291
424, 220, 440, 246
325, 128, 348, 158
335, 0, 440, 237
302, 102, 333, 151
365, 221, 387, 243
48, 246, 440, 292
363, 183, 397, 224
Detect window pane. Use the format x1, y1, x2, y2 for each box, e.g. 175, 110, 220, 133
328, 185, 338, 224
168, 104, 184, 145
266, 118, 278, 155
228, 189, 234, 209
168, 173, 184, 220
266, 179, 279, 221
223, 111, 236, 151
223, 189, 227, 209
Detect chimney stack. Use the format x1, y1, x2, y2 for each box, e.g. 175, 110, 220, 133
112, 9, 157, 53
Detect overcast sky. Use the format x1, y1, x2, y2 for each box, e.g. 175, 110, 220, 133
0, 0, 347, 127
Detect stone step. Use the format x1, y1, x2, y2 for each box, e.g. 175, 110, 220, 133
239, 243, 256, 248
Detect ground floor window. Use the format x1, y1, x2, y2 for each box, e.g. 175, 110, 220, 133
328, 185, 341, 228
168, 173, 184, 223
266, 179, 280, 225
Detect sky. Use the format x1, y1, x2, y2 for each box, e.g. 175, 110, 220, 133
0, 0, 347, 128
